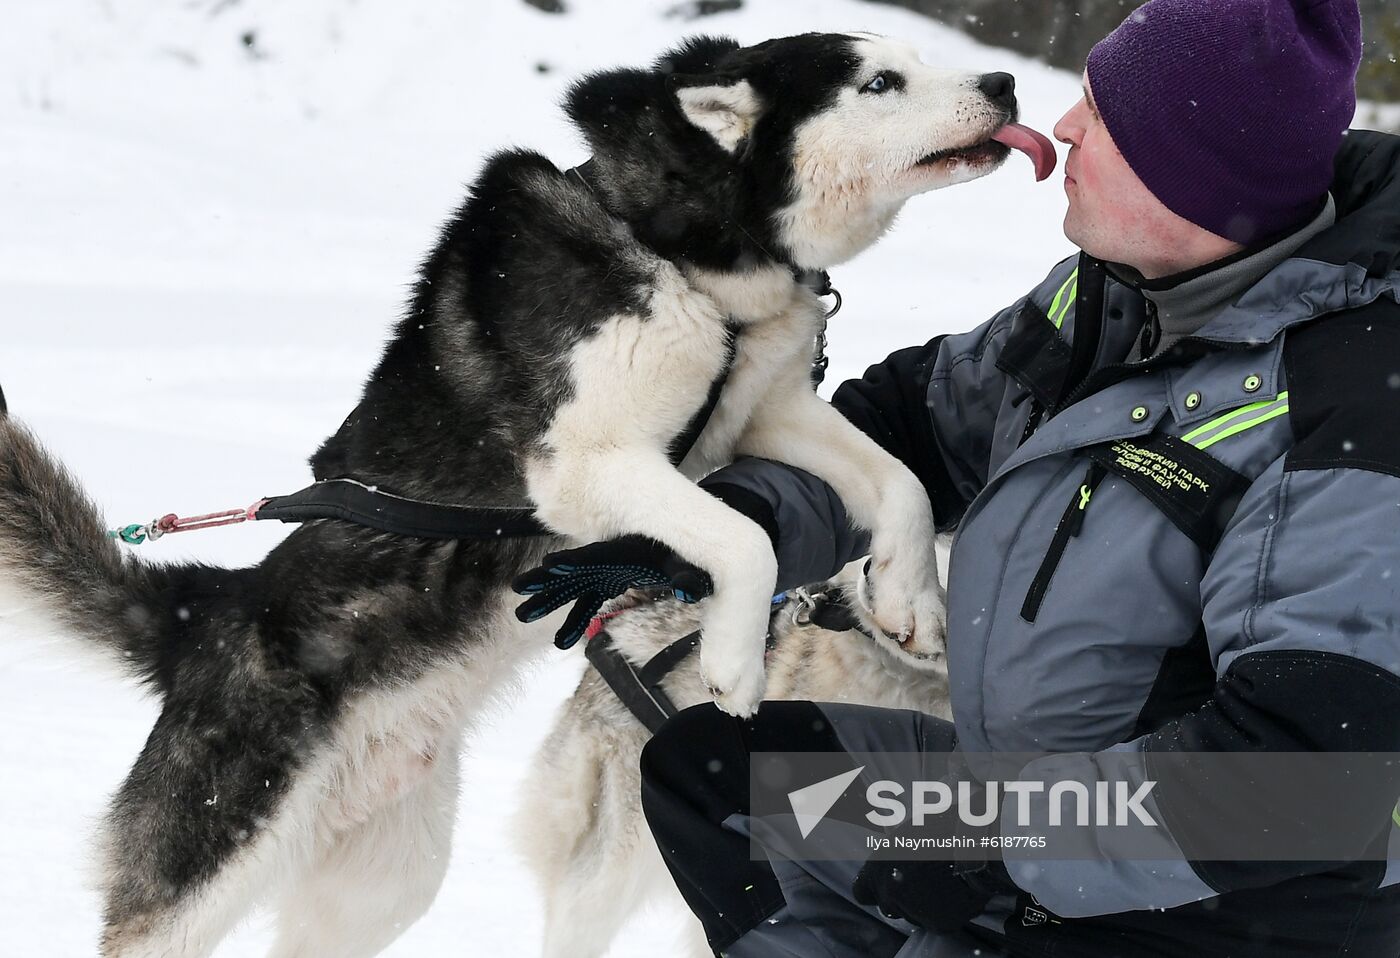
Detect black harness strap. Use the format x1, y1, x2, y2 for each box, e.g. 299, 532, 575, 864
668, 323, 740, 466
584, 629, 700, 734
255, 478, 550, 539
802, 587, 872, 637
565, 157, 605, 195
638, 628, 705, 686
585, 586, 882, 734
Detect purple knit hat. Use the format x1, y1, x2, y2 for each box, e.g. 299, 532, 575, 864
1086, 0, 1362, 244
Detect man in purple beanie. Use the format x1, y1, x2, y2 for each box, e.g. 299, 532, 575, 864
574, 0, 1400, 955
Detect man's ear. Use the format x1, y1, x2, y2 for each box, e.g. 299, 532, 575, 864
671, 78, 763, 154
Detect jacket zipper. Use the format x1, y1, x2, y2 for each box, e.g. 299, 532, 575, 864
1020, 463, 1106, 623
1018, 399, 1044, 447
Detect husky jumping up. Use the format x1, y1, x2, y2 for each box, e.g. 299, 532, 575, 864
0, 32, 1046, 957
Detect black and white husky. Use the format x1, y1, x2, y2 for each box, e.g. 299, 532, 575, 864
0, 32, 1042, 957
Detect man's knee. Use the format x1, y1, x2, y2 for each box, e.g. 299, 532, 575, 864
643, 699, 844, 773
640, 701, 846, 820
641, 702, 755, 826
642, 703, 733, 787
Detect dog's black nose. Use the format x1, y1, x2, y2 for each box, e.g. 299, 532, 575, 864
977, 72, 1017, 110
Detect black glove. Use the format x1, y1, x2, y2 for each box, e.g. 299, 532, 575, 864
851, 796, 1012, 932
512, 535, 714, 650
514, 480, 779, 651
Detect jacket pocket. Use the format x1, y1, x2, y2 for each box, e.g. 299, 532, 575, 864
1020, 463, 1106, 623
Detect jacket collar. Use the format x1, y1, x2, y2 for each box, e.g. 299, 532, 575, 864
991, 134, 1400, 479
1189, 257, 1394, 346
1164, 337, 1286, 428
1188, 131, 1400, 346
1087, 132, 1400, 351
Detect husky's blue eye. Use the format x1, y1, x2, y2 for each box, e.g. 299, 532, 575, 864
861, 72, 904, 94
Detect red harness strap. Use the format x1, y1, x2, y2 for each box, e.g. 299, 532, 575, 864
583, 608, 628, 643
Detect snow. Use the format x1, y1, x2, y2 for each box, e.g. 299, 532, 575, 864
0, 0, 1078, 953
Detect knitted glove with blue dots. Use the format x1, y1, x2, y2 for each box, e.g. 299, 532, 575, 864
512, 534, 714, 649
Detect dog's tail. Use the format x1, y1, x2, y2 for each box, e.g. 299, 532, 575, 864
0, 412, 176, 685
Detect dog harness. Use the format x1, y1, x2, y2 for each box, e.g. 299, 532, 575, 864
582, 585, 871, 734
584, 626, 701, 735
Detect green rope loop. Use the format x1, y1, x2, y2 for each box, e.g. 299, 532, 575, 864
108, 523, 148, 545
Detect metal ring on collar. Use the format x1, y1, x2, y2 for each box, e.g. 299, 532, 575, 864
824, 286, 843, 319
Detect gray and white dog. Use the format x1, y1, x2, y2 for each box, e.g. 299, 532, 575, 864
517, 555, 952, 958
0, 32, 1035, 958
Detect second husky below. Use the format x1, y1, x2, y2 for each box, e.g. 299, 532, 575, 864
517, 554, 954, 958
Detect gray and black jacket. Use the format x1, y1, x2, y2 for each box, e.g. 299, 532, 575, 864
702, 130, 1400, 926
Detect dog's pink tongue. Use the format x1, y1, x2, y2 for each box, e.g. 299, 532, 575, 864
992, 123, 1058, 181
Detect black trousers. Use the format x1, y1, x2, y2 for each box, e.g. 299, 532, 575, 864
640, 701, 1400, 958
639, 700, 1002, 957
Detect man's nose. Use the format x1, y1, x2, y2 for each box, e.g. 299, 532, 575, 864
977, 72, 1017, 112
1054, 101, 1084, 146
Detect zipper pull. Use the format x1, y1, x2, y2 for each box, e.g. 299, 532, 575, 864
1140, 300, 1163, 358
1067, 463, 1105, 536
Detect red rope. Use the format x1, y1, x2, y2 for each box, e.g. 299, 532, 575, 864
151, 499, 268, 538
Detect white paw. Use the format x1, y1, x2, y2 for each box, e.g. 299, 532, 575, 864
698, 608, 769, 718
705, 654, 767, 718
866, 550, 948, 661
862, 488, 946, 656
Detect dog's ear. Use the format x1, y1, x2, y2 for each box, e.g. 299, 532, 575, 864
655, 35, 760, 154
654, 35, 741, 76
669, 76, 764, 154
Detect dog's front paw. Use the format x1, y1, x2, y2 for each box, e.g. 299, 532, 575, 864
704, 653, 767, 718
698, 613, 769, 718
865, 551, 948, 661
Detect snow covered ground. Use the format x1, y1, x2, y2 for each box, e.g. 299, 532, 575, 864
0, 0, 1086, 953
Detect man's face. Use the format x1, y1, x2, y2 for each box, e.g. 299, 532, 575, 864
1053, 74, 1239, 278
